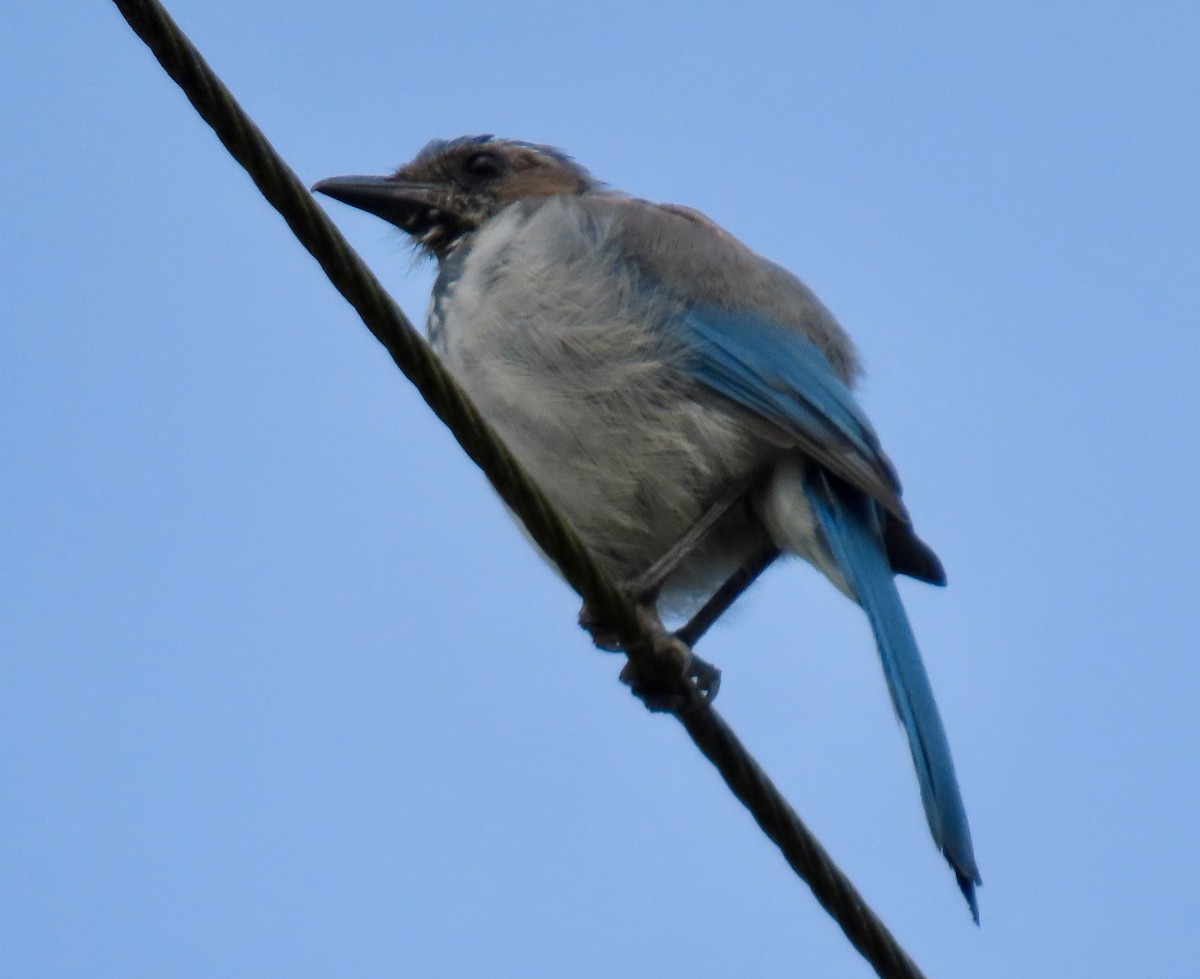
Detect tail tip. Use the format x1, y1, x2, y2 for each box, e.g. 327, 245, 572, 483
957, 870, 981, 925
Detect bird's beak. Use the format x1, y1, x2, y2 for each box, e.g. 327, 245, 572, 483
311, 175, 441, 230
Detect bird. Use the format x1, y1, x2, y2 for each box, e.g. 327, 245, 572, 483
313, 135, 981, 919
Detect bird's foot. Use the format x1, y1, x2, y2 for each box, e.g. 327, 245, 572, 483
620, 638, 721, 712
580, 601, 721, 711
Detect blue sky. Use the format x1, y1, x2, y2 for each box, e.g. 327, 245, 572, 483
3, 2, 1198, 976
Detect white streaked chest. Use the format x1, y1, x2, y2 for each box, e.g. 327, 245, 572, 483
425, 198, 763, 585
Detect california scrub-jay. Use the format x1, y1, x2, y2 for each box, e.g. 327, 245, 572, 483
314, 136, 980, 917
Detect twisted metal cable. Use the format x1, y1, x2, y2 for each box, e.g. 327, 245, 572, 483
108, 2, 930, 976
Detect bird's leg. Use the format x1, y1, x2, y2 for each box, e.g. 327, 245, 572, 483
625, 479, 757, 605
674, 543, 782, 648
579, 478, 773, 707
578, 477, 759, 651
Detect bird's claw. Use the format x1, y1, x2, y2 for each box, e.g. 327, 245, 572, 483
581, 601, 720, 712
619, 634, 721, 713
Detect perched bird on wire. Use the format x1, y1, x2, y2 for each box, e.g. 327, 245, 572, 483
314, 136, 980, 918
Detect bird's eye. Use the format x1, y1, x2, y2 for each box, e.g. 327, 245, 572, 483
463, 151, 504, 179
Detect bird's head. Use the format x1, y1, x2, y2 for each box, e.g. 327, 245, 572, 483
313, 135, 598, 259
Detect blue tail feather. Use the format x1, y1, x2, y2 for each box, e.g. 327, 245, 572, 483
805, 469, 981, 920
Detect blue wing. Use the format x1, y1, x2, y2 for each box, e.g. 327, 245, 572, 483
676, 304, 980, 917
681, 307, 905, 520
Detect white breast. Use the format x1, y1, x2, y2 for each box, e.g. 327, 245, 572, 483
428, 198, 769, 602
